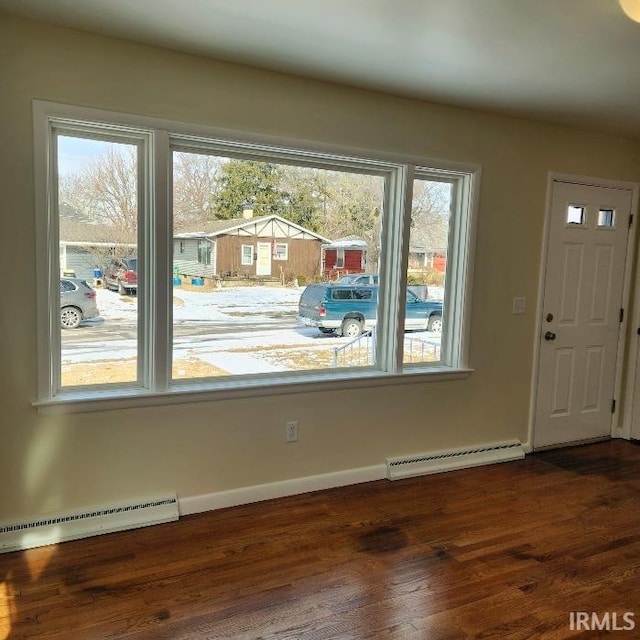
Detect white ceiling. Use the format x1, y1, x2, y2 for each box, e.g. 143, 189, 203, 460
3, 0, 640, 138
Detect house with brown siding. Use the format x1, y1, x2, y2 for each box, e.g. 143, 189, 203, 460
173, 213, 330, 282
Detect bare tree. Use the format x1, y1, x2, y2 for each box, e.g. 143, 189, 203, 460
173, 152, 221, 229
410, 179, 451, 253
58, 145, 451, 277
59, 145, 138, 237
320, 171, 384, 268
84, 146, 137, 234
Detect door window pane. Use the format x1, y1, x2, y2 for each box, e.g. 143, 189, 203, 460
57, 135, 139, 387
598, 208, 615, 228
567, 205, 586, 226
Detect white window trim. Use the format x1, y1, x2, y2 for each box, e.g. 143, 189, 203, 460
241, 244, 253, 265
33, 100, 479, 414
274, 242, 288, 260
197, 239, 211, 265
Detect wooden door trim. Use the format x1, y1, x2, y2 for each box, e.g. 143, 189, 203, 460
527, 173, 639, 450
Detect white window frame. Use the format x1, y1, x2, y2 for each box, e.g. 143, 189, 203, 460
197, 239, 211, 265
274, 242, 288, 261
335, 248, 345, 269
33, 101, 479, 414
241, 244, 254, 265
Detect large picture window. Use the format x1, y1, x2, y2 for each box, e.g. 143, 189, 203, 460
34, 102, 478, 411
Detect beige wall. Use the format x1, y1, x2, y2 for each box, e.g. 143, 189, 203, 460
1, 13, 640, 521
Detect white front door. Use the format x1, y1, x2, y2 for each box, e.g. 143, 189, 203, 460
533, 180, 633, 448
256, 242, 272, 276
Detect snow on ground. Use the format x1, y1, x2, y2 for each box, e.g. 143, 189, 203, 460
68, 284, 441, 375
94, 284, 303, 323
71, 285, 343, 375
95, 283, 444, 322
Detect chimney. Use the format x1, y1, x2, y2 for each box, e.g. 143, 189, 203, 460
242, 201, 254, 219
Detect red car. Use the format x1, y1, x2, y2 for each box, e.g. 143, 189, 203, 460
103, 257, 138, 295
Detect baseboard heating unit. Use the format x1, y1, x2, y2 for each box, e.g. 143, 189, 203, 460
386, 440, 525, 480
0, 494, 179, 553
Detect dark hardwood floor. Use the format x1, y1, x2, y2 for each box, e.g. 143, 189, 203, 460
2, 440, 640, 639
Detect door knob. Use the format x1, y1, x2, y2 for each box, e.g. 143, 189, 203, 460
544, 331, 556, 341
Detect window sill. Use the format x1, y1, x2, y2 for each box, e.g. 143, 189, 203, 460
33, 366, 474, 415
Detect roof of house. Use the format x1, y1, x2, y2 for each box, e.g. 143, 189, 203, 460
60, 214, 331, 246
59, 217, 136, 246
409, 244, 447, 255
324, 235, 367, 249
174, 214, 331, 243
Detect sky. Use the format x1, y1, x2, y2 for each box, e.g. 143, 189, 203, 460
57, 135, 128, 177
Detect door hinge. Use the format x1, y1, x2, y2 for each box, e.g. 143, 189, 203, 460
620, 308, 624, 323
611, 399, 616, 413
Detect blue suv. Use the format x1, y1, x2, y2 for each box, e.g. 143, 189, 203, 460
297, 283, 443, 337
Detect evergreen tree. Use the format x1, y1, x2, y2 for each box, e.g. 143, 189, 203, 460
213, 160, 287, 219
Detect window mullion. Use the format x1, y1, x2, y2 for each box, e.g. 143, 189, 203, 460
376, 165, 414, 373
147, 130, 172, 392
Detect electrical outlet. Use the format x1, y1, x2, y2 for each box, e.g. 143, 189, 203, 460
512, 296, 526, 315
286, 421, 298, 442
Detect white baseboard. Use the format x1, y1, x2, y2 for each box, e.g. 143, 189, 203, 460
385, 440, 525, 480
0, 495, 178, 553
179, 464, 386, 516
612, 428, 630, 440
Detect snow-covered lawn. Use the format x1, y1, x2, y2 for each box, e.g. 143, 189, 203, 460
95, 283, 303, 323
62, 284, 441, 383
96, 283, 444, 323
